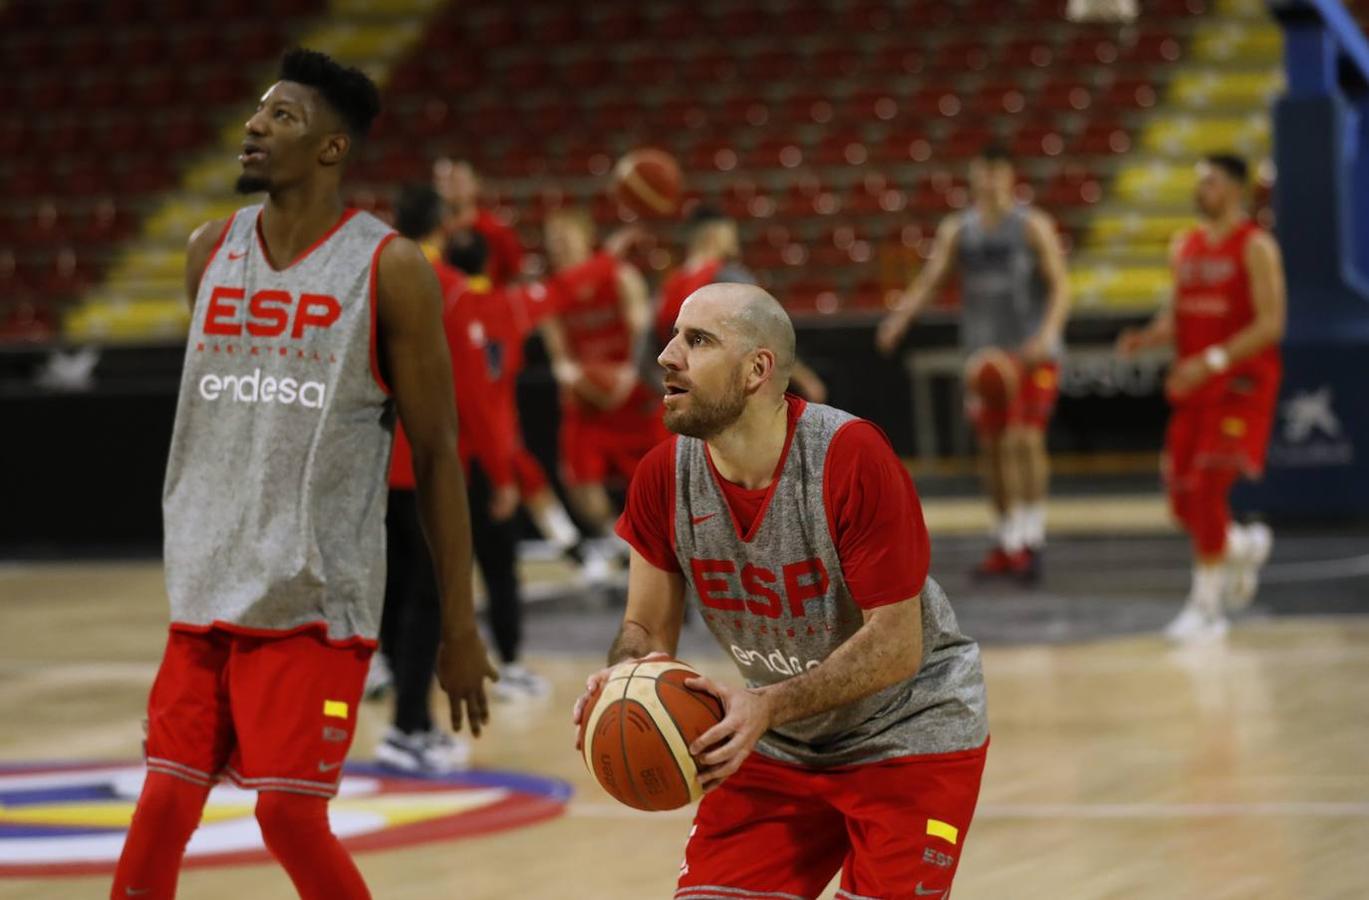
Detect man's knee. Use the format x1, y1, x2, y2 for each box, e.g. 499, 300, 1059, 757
255, 791, 330, 850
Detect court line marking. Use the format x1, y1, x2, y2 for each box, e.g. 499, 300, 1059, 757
567, 800, 1369, 821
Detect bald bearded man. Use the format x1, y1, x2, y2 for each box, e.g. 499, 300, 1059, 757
572, 284, 989, 899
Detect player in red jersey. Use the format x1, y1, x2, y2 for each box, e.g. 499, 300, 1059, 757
572, 282, 988, 899
1118, 154, 1284, 641
434, 157, 523, 287
659, 205, 828, 402
112, 51, 494, 900
542, 207, 667, 542
376, 185, 521, 773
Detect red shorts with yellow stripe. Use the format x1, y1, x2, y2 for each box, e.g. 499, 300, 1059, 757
145, 626, 372, 798
968, 360, 1060, 437
1165, 375, 1280, 494
676, 740, 988, 900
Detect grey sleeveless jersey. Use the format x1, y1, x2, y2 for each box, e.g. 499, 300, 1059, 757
163, 205, 397, 642
672, 403, 988, 767
956, 204, 1052, 355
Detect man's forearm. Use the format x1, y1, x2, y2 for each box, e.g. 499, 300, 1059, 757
1218, 318, 1281, 366
762, 604, 924, 728
607, 620, 666, 665
414, 449, 478, 637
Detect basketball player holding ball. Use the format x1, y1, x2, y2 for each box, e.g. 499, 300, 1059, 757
573, 283, 989, 899
112, 50, 496, 899
877, 144, 1071, 583
541, 207, 667, 544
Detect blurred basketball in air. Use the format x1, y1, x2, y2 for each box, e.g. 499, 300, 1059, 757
611, 148, 684, 219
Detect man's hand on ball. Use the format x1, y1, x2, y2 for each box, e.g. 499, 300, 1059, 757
571, 651, 672, 751
685, 677, 775, 792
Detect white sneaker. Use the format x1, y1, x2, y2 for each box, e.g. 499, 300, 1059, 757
579, 547, 614, 586
491, 663, 552, 702
1225, 523, 1273, 613
1164, 602, 1229, 643
363, 653, 393, 700
375, 726, 471, 774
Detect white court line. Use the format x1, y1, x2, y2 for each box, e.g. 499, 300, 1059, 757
1261, 553, 1369, 583
567, 800, 1369, 821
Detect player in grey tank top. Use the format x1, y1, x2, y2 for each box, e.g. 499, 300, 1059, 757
114, 50, 496, 900
877, 143, 1073, 585
574, 283, 989, 897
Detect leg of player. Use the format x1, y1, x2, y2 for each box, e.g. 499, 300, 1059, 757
1167, 466, 1239, 642
469, 463, 549, 702
1012, 424, 1050, 583
525, 487, 585, 558
114, 629, 235, 898
973, 435, 1017, 579
566, 481, 626, 585
997, 430, 1032, 578
1225, 518, 1273, 612
111, 772, 211, 899
256, 790, 371, 900
374, 490, 470, 774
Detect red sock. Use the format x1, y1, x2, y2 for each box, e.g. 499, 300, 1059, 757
1188, 467, 1238, 558
256, 791, 372, 900
111, 771, 210, 899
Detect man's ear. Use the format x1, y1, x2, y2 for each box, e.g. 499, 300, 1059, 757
748, 347, 776, 391
320, 132, 351, 167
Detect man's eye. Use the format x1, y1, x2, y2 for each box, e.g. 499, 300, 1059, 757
691, 334, 707, 346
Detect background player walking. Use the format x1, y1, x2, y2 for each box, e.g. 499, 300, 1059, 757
877, 144, 1071, 583
1118, 154, 1284, 641
574, 283, 988, 899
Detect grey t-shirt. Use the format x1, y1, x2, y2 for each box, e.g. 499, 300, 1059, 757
956, 204, 1051, 355
668, 401, 989, 766
162, 205, 397, 642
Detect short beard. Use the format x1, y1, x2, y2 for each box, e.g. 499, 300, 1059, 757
664, 372, 749, 440
235, 174, 270, 195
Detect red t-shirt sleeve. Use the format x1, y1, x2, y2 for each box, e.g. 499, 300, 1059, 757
614, 438, 681, 573
824, 421, 930, 609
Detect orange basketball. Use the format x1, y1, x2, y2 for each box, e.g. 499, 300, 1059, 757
966, 348, 1020, 411
579, 658, 724, 811
611, 148, 683, 219
571, 361, 627, 406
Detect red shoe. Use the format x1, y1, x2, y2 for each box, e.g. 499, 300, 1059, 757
1007, 548, 1042, 586
972, 546, 1014, 580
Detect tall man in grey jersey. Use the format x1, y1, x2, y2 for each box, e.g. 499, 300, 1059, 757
573, 283, 988, 898
113, 50, 496, 900
877, 144, 1071, 583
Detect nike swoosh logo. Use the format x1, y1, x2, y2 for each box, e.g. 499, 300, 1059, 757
317, 760, 343, 773
914, 885, 945, 897
227, 250, 246, 260
691, 513, 717, 526
126, 888, 151, 896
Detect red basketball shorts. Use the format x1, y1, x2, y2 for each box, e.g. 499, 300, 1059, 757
1165, 377, 1279, 498
968, 359, 1059, 438
559, 394, 668, 487
676, 741, 988, 900
144, 626, 372, 798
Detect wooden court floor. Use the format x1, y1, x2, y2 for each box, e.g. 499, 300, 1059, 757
2, 561, 1368, 899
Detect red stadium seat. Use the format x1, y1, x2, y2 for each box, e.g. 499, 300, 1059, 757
1037, 80, 1093, 113
1060, 31, 1120, 66
1102, 77, 1159, 110
998, 36, 1056, 69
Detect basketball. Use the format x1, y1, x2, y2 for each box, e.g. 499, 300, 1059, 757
579, 658, 724, 811
611, 148, 683, 219
965, 348, 1021, 411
